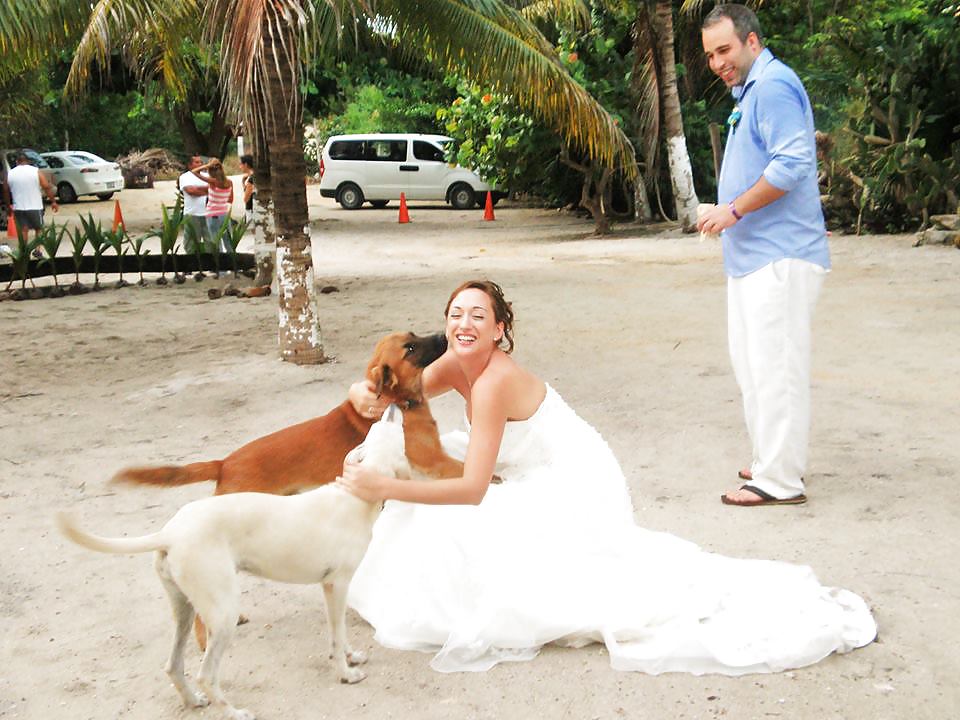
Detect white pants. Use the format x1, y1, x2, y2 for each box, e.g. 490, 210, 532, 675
727, 258, 826, 499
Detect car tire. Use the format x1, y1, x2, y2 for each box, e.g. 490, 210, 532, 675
58, 182, 77, 204
337, 183, 364, 210
97, 192, 115, 201
369, 200, 389, 209
449, 183, 475, 210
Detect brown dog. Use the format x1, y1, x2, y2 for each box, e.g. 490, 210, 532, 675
113, 331, 459, 495
113, 330, 464, 648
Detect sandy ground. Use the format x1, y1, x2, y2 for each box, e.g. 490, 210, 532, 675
1, 182, 959, 720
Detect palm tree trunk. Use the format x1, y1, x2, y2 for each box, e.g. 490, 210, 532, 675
653, 1, 699, 231
635, 181, 653, 220
250, 120, 276, 287
262, 18, 325, 365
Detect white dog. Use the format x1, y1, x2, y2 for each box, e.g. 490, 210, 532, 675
57, 405, 411, 720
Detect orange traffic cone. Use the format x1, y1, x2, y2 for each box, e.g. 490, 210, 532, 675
398, 192, 410, 224
6, 211, 16, 239
483, 191, 495, 221
112, 199, 126, 232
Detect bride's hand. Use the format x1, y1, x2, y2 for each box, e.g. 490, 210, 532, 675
348, 379, 388, 420
337, 462, 386, 503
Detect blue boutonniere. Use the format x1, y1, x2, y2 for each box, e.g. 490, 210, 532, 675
727, 105, 742, 132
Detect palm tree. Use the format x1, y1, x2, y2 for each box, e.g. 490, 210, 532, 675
633, 0, 700, 230
3, 0, 637, 364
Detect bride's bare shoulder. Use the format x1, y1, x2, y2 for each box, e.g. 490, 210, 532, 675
475, 353, 544, 418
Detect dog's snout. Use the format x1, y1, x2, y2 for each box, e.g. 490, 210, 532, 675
408, 332, 448, 368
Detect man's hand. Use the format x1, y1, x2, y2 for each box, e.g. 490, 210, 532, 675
696, 202, 739, 236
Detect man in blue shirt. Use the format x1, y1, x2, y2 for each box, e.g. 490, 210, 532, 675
698, 4, 829, 506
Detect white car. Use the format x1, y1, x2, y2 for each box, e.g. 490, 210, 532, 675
41, 151, 125, 203
318, 133, 506, 210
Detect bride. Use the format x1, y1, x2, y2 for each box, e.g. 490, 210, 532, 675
338, 280, 876, 675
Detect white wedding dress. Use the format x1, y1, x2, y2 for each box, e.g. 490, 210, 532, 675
348, 386, 876, 675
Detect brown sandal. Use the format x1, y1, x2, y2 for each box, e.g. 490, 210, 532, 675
721, 484, 807, 507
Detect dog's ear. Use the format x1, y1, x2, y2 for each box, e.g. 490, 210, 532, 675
372, 364, 397, 396
368, 365, 383, 395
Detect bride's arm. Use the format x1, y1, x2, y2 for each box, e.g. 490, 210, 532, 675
339, 373, 507, 505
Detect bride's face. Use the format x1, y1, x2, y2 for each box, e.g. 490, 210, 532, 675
446, 288, 504, 356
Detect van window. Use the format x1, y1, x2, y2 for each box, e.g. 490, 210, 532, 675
413, 141, 445, 163
329, 141, 364, 160
365, 140, 407, 162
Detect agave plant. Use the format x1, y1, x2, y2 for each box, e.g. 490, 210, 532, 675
127, 232, 152, 285
3, 225, 39, 292
103, 226, 129, 288
37, 220, 68, 295
219, 216, 248, 277
79, 213, 109, 290
67, 224, 88, 293
155, 202, 183, 285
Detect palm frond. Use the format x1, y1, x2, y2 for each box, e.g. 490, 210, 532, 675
518, 0, 590, 30
64, 0, 202, 98
0, 0, 90, 80
379, 0, 636, 175
205, 0, 355, 137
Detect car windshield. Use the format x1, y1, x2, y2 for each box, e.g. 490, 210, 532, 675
24, 151, 49, 168
68, 154, 99, 165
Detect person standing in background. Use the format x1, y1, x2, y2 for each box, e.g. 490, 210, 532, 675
697, 4, 830, 507
177, 155, 209, 251
191, 158, 234, 248
3, 151, 58, 245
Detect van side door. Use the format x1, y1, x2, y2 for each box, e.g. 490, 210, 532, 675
405, 140, 450, 201
364, 139, 409, 199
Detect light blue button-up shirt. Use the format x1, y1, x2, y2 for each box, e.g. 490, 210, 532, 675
718, 48, 830, 277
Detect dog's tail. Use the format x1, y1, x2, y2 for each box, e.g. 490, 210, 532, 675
56, 512, 167, 555
111, 461, 222, 488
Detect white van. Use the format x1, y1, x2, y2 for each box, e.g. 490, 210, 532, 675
318, 133, 506, 210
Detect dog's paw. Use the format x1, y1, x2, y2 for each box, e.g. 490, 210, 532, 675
185, 690, 210, 709
346, 649, 368, 666
339, 667, 367, 684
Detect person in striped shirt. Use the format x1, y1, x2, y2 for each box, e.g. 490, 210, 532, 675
191, 158, 235, 250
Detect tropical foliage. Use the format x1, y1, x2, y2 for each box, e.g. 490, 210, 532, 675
3, 0, 958, 309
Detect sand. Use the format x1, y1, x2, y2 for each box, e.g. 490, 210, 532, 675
1, 182, 958, 720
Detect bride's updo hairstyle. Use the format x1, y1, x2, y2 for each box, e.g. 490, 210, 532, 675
444, 279, 515, 354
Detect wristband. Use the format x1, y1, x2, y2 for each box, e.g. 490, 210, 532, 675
728, 200, 743, 221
